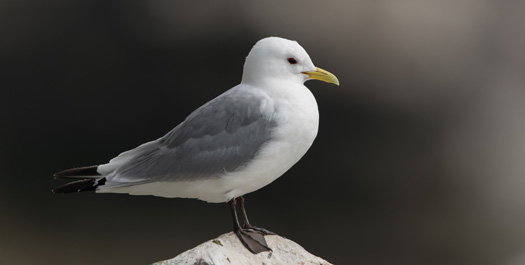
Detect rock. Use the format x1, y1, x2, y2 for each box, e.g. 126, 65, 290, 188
152, 232, 332, 265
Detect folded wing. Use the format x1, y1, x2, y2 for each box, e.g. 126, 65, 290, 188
99, 88, 277, 189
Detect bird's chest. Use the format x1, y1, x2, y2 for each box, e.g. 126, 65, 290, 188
219, 85, 319, 200
270, 91, 319, 161
244, 85, 317, 179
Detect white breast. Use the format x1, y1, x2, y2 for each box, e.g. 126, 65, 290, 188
217, 81, 319, 201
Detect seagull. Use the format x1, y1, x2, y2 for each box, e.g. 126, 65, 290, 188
53, 37, 339, 254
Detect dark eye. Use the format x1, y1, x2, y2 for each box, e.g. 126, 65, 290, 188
287, 58, 298, 64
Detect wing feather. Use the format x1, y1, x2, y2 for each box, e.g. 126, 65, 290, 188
101, 88, 277, 188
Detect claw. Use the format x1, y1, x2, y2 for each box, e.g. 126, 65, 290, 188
235, 229, 272, 254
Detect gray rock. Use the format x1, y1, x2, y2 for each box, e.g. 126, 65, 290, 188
152, 232, 332, 265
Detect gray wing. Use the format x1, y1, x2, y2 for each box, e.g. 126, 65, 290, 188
104, 88, 277, 186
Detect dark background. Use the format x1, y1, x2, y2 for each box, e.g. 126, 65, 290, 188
2, 1, 525, 264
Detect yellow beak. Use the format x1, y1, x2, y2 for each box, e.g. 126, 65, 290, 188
303, 67, 339, 86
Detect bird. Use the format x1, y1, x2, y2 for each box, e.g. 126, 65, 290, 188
53, 36, 339, 254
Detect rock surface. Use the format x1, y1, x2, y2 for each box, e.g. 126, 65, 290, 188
152, 232, 332, 265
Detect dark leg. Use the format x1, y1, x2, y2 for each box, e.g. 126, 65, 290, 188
229, 198, 271, 254
236, 196, 276, 235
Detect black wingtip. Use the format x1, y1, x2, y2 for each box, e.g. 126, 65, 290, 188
52, 178, 106, 193
54, 165, 101, 179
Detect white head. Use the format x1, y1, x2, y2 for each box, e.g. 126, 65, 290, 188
241, 37, 339, 86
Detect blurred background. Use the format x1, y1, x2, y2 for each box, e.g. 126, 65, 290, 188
2, 0, 525, 264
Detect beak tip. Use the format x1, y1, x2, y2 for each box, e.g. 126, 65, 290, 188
310, 67, 339, 86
